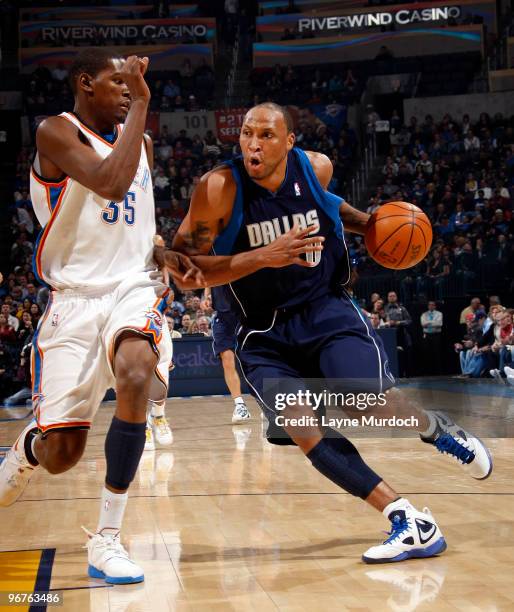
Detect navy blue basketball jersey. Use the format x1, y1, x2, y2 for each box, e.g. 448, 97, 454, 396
213, 147, 350, 318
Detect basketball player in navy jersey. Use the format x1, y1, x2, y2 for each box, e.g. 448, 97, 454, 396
167, 102, 492, 564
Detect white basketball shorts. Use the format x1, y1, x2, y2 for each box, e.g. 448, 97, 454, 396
31, 272, 173, 433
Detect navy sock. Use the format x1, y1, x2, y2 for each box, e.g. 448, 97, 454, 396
105, 417, 146, 490
307, 430, 382, 499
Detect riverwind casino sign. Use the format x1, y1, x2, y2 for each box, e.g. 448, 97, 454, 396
19, 18, 216, 47
298, 6, 461, 31
256, 0, 497, 39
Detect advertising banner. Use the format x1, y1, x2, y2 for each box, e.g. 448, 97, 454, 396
215, 108, 249, 143
20, 44, 213, 73
257, 0, 496, 39
159, 111, 217, 137
253, 26, 483, 67
20, 17, 216, 47
19, 5, 198, 21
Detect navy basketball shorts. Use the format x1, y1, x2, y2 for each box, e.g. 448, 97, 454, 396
212, 310, 240, 356
235, 291, 395, 432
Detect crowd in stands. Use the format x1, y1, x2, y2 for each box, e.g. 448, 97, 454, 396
23, 61, 215, 120
250, 63, 362, 107
4, 63, 514, 401
349, 111, 514, 303
455, 296, 514, 383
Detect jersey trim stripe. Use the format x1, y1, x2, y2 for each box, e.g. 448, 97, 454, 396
38, 421, 92, 433
213, 162, 244, 256
31, 167, 68, 188
60, 112, 121, 149
33, 179, 70, 286
31, 293, 54, 427
106, 290, 170, 375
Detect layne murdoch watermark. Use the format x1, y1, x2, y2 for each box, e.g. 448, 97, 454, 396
274, 390, 387, 411
274, 414, 419, 428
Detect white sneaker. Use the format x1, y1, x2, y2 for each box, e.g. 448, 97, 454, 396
150, 415, 173, 446
0, 420, 39, 507
362, 499, 446, 564
420, 411, 493, 480
489, 369, 504, 383
505, 366, 514, 387
83, 527, 144, 584
144, 425, 155, 451
232, 402, 251, 424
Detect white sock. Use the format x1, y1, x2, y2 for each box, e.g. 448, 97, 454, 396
418, 411, 438, 438
234, 396, 244, 405
149, 399, 165, 418
96, 487, 128, 536
382, 497, 412, 518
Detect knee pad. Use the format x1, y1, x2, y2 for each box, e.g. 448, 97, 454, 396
307, 430, 382, 499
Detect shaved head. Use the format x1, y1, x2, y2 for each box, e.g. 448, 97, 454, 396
245, 103, 294, 134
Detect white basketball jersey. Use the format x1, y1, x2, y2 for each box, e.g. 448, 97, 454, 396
30, 112, 155, 291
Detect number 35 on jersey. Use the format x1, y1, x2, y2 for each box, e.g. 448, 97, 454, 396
101, 191, 136, 225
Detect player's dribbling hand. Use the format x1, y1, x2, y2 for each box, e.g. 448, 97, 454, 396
121, 55, 151, 103
261, 224, 324, 268
163, 250, 205, 288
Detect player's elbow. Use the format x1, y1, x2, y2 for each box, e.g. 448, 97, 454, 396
101, 185, 128, 203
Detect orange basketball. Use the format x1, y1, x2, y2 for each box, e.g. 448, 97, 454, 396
364, 201, 433, 270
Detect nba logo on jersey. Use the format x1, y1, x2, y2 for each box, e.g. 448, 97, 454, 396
51, 314, 59, 327
294, 182, 301, 197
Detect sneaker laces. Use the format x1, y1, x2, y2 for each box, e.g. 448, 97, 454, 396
435, 433, 474, 464
81, 526, 130, 561
234, 404, 248, 418
384, 515, 411, 544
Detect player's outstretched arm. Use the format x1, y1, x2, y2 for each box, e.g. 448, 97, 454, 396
306, 150, 370, 235
37, 56, 151, 202
167, 169, 324, 290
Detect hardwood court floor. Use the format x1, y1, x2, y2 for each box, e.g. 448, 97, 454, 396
1, 380, 514, 611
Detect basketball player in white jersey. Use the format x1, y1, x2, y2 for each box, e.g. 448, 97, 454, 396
0, 49, 201, 584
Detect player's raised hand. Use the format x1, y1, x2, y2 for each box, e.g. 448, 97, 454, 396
121, 55, 151, 103
261, 224, 324, 268
163, 250, 205, 287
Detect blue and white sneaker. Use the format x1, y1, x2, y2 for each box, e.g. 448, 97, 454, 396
421, 411, 493, 480
83, 527, 144, 584
362, 498, 446, 564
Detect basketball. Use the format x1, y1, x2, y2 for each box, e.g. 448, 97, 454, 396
365, 201, 433, 270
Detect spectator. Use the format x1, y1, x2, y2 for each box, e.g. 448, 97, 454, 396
179, 313, 192, 334
454, 313, 479, 377
1, 303, 19, 331
490, 309, 514, 381
16, 312, 33, 346
369, 312, 385, 330
197, 316, 212, 337
0, 314, 17, 345
420, 301, 443, 375
166, 315, 182, 339
29, 303, 41, 326
384, 291, 413, 376
459, 297, 482, 326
